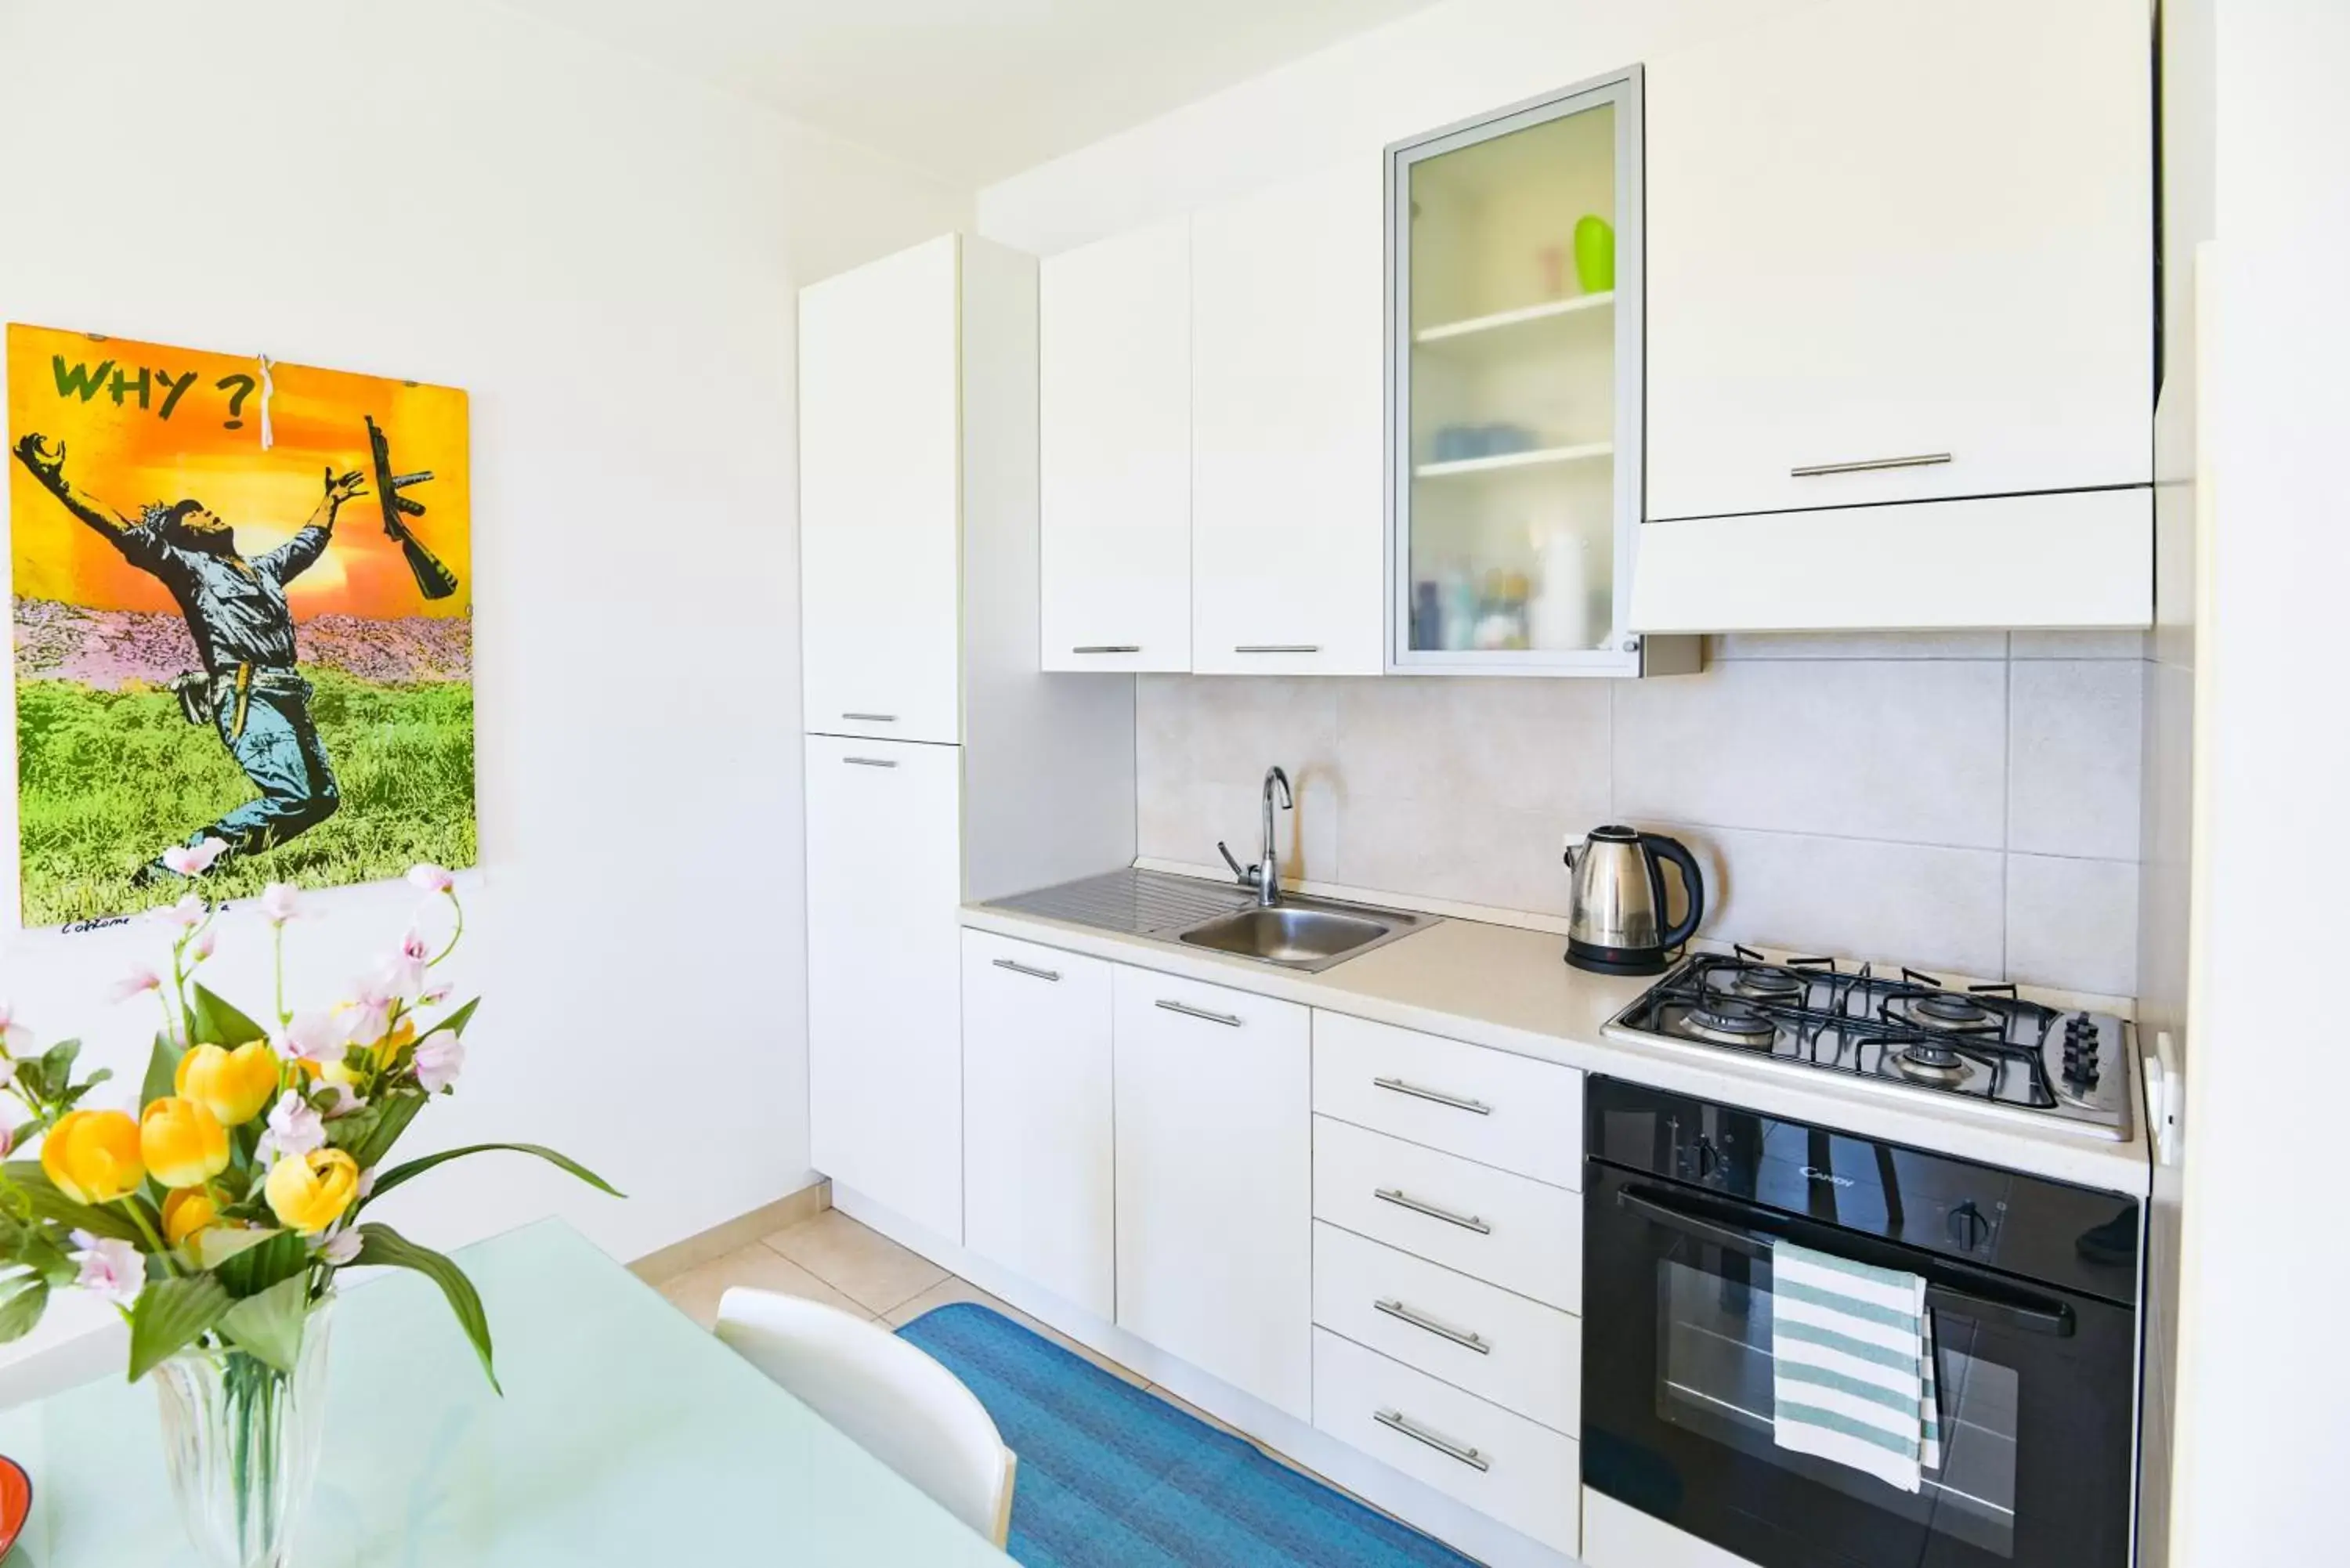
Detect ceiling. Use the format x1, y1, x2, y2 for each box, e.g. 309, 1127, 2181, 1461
503, 0, 1437, 188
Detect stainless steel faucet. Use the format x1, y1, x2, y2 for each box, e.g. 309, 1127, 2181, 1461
1217, 765, 1292, 907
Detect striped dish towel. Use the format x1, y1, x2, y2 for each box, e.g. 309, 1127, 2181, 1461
1771, 1240, 1944, 1493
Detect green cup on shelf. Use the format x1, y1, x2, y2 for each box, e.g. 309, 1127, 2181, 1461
1574, 215, 1615, 294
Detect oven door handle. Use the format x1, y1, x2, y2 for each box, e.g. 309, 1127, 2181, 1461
1616, 1184, 2077, 1339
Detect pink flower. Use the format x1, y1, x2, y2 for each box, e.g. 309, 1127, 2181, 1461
256, 1091, 325, 1164
320, 1230, 364, 1266
273, 1012, 342, 1065
188, 929, 217, 963
258, 883, 302, 925
412, 1028, 465, 1094
154, 894, 206, 930
161, 839, 229, 877
68, 1231, 143, 1308
0, 1123, 13, 1158
407, 864, 454, 894
419, 984, 452, 1008
0, 1001, 31, 1058
356, 1165, 378, 1201
110, 966, 161, 1003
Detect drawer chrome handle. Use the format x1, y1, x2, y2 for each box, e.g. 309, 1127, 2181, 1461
1372, 1076, 1491, 1116
1374, 1187, 1491, 1235
1071, 645, 1141, 655
1373, 1408, 1489, 1472
991, 958, 1061, 983
1156, 999, 1242, 1028
1375, 1297, 1491, 1355
841, 712, 899, 722
842, 757, 898, 769
1789, 451, 1953, 478
1234, 644, 1321, 655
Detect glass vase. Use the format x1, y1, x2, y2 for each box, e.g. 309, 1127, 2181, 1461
151, 1298, 335, 1568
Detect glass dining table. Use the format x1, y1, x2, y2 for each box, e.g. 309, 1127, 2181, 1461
0, 1218, 1013, 1566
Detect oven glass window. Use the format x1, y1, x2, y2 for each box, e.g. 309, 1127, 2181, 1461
1657, 1255, 2020, 1559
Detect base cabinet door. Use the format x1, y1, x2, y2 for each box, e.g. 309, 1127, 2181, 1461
1113, 968, 1311, 1419
962, 932, 1115, 1320
805, 735, 964, 1241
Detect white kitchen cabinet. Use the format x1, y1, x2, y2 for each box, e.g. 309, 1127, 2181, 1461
1113, 967, 1312, 1420
1040, 219, 1193, 674
800, 237, 965, 743
961, 931, 1115, 1320
805, 734, 965, 1243
1643, 0, 2151, 523
1191, 158, 1386, 676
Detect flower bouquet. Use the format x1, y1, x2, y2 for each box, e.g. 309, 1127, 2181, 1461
0, 860, 616, 1567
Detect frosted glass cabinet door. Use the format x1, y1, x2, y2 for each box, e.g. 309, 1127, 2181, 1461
1040, 218, 1193, 673
1388, 70, 1645, 675
1191, 158, 1386, 677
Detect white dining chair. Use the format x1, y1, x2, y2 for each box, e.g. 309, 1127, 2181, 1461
714, 1288, 1018, 1548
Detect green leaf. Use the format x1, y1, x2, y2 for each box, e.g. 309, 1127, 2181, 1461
0, 1277, 48, 1343
37, 1040, 81, 1088
127, 1273, 232, 1382
1, 1162, 146, 1244
192, 1225, 279, 1271
334, 1093, 425, 1173
352, 1223, 498, 1393
435, 999, 482, 1038
188, 985, 266, 1049
140, 1030, 186, 1114
214, 1229, 308, 1299
366, 1143, 623, 1206
218, 1274, 311, 1374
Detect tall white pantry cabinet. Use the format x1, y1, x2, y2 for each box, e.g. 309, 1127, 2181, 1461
798, 234, 1134, 1244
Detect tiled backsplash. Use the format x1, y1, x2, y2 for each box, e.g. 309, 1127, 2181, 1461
1136, 631, 2144, 995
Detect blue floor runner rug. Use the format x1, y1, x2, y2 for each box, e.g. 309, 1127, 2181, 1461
897, 1302, 1482, 1568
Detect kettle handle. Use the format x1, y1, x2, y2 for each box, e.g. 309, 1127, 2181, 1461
1642, 833, 1705, 951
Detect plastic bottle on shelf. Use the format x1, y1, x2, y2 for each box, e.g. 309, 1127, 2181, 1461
1439, 561, 1476, 652
1528, 522, 1595, 651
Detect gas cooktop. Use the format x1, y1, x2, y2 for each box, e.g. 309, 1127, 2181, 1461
1606, 947, 2131, 1137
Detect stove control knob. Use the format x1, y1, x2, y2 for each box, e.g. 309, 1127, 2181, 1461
1691, 1136, 1722, 1180
1947, 1201, 1991, 1251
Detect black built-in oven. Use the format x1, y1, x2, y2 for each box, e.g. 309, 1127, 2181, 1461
1582, 1078, 2140, 1568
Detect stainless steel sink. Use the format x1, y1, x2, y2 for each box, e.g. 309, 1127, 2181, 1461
1177, 897, 1422, 972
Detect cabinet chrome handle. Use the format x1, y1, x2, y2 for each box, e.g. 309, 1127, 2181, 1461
842, 757, 898, 769
1155, 999, 1242, 1028
1375, 1297, 1491, 1355
1071, 645, 1141, 655
1234, 644, 1321, 655
991, 958, 1061, 983
841, 712, 898, 722
1789, 451, 1952, 478
1373, 1409, 1489, 1472
1372, 1076, 1491, 1116
1374, 1187, 1490, 1234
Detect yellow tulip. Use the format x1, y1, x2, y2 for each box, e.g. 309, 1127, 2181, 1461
139, 1097, 230, 1189
175, 1040, 281, 1126
161, 1186, 220, 1248
40, 1109, 146, 1204
266, 1147, 360, 1234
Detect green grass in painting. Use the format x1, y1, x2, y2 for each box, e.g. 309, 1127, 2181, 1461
16, 670, 475, 927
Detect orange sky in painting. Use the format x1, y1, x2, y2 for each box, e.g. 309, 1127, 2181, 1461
6, 323, 470, 621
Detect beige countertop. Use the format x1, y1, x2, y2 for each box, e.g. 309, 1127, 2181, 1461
962, 890, 2153, 1198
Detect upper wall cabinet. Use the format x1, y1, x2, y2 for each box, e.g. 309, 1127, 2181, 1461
1388, 69, 1691, 677
1633, 0, 2153, 632
800, 237, 967, 742
1040, 218, 1194, 674
1191, 160, 1386, 677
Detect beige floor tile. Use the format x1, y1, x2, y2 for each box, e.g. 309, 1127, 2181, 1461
884, 1275, 1150, 1389
656, 1241, 866, 1330
763, 1210, 949, 1314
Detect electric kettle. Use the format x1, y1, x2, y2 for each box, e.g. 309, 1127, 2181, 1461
1563, 825, 1705, 975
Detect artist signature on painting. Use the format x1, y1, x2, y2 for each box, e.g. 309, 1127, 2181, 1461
60, 915, 131, 935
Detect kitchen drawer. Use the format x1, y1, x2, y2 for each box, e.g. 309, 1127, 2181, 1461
1313, 1328, 1580, 1555
1314, 1117, 1581, 1313
1313, 1222, 1580, 1436
1313, 1012, 1582, 1188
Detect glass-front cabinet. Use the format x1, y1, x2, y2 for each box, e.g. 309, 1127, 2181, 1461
1388, 68, 1672, 676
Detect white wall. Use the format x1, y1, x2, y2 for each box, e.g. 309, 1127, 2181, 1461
2168, 2, 2350, 1561
0, 0, 968, 1385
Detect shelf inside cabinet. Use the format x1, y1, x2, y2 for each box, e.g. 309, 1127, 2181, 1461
1413, 291, 1614, 345
1414, 441, 1614, 479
